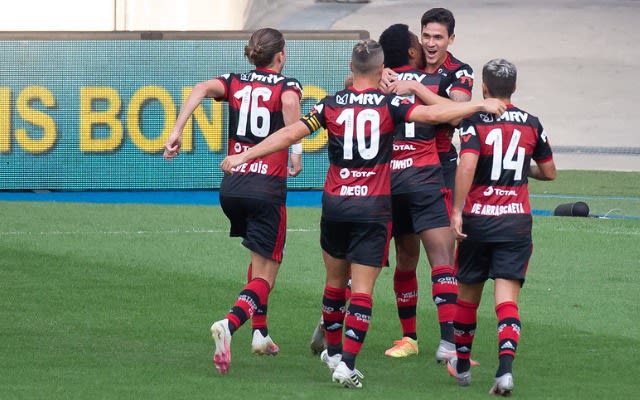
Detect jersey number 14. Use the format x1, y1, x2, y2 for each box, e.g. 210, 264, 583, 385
486, 128, 525, 181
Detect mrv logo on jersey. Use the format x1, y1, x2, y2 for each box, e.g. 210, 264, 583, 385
336, 92, 385, 106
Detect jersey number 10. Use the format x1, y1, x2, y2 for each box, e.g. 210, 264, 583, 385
336, 108, 380, 160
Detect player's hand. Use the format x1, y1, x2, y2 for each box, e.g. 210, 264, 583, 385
220, 154, 245, 175
450, 210, 467, 240
388, 80, 418, 96
378, 67, 398, 94
481, 98, 507, 117
163, 132, 182, 160
289, 153, 302, 177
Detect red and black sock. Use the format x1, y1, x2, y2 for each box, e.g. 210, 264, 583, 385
453, 299, 479, 373
393, 269, 418, 340
246, 263, 269, 336
432, 265, 458, 343
322, 285, 346, 356
225, 277, 270, 335
342, 292, 372, 370
496, 301, 520, 376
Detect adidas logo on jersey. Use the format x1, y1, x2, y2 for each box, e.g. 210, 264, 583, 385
457, 346, 471, 353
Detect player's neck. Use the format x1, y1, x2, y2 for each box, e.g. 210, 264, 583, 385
351, 75, 379, 91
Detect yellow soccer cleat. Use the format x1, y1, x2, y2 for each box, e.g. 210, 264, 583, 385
384, 336, 419, 358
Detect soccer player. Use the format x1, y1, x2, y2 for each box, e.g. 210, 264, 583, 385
378, 23, 460, 362
420, 7, 474, 192
446, 59, 556, 396
163, 27, 304, 374
221, 39, 506, 388
381, 8, 474, 192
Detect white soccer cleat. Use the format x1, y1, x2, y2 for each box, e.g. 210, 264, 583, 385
320, 349, 342, 372
331, 361, 364, 389
435, 339, 456, 363
447, 357, 472, 386
490, 373, 514, 396
210, 319, 232, 374
310, 318, 327, 355
251, 330, 280, 356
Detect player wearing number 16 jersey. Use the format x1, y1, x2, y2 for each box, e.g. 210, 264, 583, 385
448, 59, 556, 396
163, 28, 303, 375
221, 40, 506, 388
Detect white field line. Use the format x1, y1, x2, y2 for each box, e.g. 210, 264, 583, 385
0, 227, 320, 236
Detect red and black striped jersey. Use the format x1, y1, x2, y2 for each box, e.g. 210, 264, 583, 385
458, 104, 553, 240
427, 52, 474, 156
215, 68, 303, 203
390, 66, 444, 194
301, 88, 417, 222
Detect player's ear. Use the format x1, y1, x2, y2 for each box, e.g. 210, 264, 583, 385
448, 32, 455, 45
349, 61, 354, 74
482, 82, 489, 99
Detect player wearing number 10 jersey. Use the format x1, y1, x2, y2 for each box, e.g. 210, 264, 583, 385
164, 28, 303, 375
448, 59, 556, 396
221, 40, 506, 388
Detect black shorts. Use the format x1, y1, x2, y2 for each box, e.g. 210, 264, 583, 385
220, 195, 287, 263
320, 218, 392, 267
455, 239, 532, 285
439, 152, 457, 191
392, 188, 450, 236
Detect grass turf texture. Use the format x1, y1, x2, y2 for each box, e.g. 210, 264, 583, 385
1, 170, 638, 399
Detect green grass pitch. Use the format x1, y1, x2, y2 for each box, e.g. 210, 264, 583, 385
0, 170, 638, 399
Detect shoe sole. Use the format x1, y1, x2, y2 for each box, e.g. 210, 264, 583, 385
211, 324, 231, 374
332, 376, 362, 389
252, 345, 279, 356
384, 349, 419, 358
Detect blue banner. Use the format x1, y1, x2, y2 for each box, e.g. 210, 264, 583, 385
0, 34, 363, 189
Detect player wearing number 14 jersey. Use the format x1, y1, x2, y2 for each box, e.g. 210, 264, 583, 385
163, 28, 303, 375
448, 59, 556, 396
221, 40, 506, 388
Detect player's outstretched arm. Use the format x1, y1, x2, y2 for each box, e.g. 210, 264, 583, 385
389, 80, 450, 105
408, 98, 506, 125
164, 79, 225, 160
220, 120, 311, 174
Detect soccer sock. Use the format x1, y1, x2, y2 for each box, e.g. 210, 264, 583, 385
496, 301, 520, 376
322, 285, 347, 356
342, 292, 372, 370
431, 265, 458, 343
225, 277, 270, 335
393, 269, 418, 340
246, 263, 269, 336
453, 298, 479, 373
